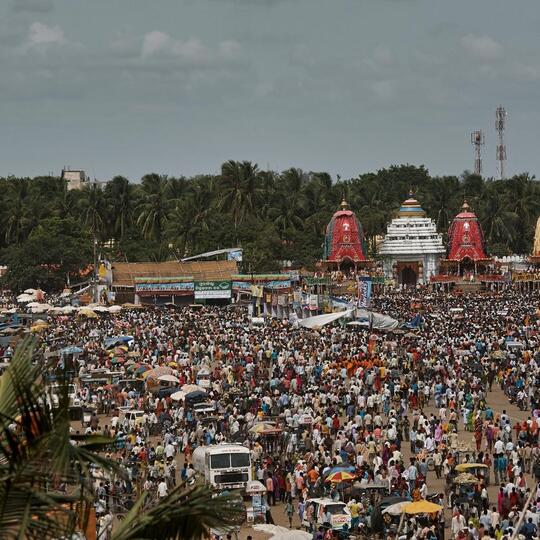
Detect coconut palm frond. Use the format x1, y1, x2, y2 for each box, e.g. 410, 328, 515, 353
1, 338, 245, 539
111, 481, 245, 540
0, 337, 118, 538
0, 486, 82, 538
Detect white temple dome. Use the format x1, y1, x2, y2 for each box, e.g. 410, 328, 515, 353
378, 194, 445, 285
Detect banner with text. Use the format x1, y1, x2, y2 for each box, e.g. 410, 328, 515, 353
194, 281, 232, 300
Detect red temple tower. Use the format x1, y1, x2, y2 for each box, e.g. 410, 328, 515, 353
323, 199, 367, 268
442, 201, 491, 276
447, 201, 488, 261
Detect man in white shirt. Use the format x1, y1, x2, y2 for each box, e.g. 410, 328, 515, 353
494, 438, 504, 454
424, 435, 435, 453
491, 507, 500, 528
157, 479, 168, 499
479, 508, 492, 529
451, 510, 466, 537
165, 442, 175, 460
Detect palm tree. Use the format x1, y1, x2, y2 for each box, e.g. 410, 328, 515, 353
461, 172, 485, 206
504, 174, 540, 253
426, 176, 461, 232
166, 177, 188, 202
4, 178, 31, 244
79, 182, 106, 241
302, 173, 337, 248
0, 337, 244, 539
166, 179, 216, 257
219, 160, 260, 236
258, 170, 276, 220
269, 169, 306, 238
480, 184, 518, 246
54, 179, 80, 221
137, 174, 171, 243
105, 176, 135, 240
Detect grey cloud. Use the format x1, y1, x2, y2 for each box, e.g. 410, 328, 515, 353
461, 34, 503, 62
11, 0, 54, 13
0, 0, 539, 181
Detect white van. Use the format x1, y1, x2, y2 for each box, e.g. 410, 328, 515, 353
302, 498, 351, 531
50, 383, 80, 407
118, 408, 145, 428
196, 367, 212, 389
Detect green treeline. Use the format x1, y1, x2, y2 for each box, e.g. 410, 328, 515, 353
0, 162, 538, 291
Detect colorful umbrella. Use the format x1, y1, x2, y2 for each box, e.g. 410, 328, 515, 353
143, 366, 173, 379
136, 365, 151, 374
327, 465, 356, 476
325, 471, 356, 483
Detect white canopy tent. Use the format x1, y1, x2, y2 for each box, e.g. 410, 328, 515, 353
298, 309, 353, 329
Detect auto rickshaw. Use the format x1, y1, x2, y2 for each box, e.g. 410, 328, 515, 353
449, 472, 483, 520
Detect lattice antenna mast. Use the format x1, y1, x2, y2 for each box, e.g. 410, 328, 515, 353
495, 106, 507, 179
470, 130, 485, 176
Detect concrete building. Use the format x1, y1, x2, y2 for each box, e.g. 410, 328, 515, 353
62, 168, 88, 190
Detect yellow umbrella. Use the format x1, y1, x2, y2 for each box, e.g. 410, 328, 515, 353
78, 308, 98, 318
30, 323, 48, 333
403, 500, 443, 515
455, 463, 487, 473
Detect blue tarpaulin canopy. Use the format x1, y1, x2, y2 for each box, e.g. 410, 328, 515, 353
104, 335, 134, 349
60, 346, 83, 355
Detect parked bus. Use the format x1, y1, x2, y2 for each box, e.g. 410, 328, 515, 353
192, 444, 251, 490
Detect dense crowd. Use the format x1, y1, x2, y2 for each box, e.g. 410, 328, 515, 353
3, 286, 540, 540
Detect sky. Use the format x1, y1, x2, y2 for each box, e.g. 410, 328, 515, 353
1, 0, 539, 181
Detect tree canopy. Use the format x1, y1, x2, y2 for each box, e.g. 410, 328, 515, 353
1, 218, 92, 292
0, 164, 538, 291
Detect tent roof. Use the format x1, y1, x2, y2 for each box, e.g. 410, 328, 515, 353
111, 260, 237, 287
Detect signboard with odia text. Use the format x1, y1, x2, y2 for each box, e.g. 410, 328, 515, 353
194, 281, 232, 299
135, 281, 194, 296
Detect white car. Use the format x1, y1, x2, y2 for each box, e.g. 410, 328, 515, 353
50, 383, 81, 407
118, 408, 145, 428
302, 498, 351, 531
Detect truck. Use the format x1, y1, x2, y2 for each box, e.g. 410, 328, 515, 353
192, 444, 252, 490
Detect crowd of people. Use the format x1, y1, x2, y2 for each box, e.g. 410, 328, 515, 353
2, 286, 540, 540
